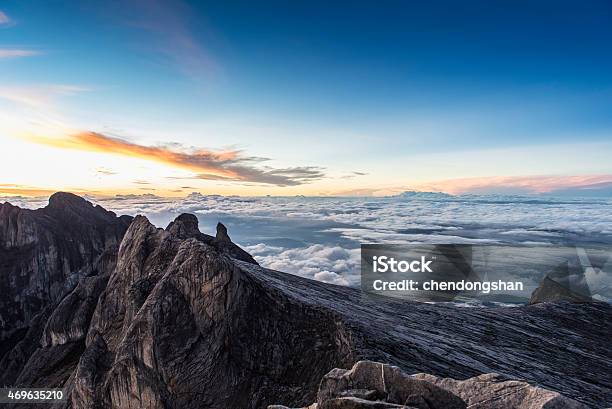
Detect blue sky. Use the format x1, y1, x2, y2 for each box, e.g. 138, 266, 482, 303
1, 0, 612, 196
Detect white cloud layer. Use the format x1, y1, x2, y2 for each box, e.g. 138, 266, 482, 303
245, 244, 359, 286
4, 192, 612, 287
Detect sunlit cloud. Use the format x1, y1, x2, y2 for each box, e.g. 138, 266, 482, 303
28, 132, 326, 186
330, 187, 406, 196
326, 175, 612, 197
417, 175, 612, 195
0, 184, 74, 197
0, 49, 40, 59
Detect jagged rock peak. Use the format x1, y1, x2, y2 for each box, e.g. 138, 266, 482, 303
166, 213, 201, 238
128, 213, 258, 265
45, 191, 120, 221
0, 200, 16, 209
216, 221, 231, 242
47, 191, 88, 208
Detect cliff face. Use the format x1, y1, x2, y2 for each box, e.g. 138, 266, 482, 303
0, 193, 133, 388
0, 194, 611, 408
0, 193, 132, 346
68, 214, 352, 409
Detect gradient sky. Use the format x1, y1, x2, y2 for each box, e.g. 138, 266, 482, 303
1, 0, 612, 196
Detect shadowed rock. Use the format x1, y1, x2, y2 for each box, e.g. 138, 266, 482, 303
42, 274, 110, 347
213, 221, 257, 263
0, 193, 132, 337
529, 276, 593, 305
216, 221, 231, 242
0, 305, 54, 386
51, 213, 352, 409
0, 192, 132, 385
166, 213, 200, 238
166, 214, 258, 264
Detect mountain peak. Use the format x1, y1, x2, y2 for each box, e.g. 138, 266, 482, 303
166, 213, 201, 238
216, 222, 231, 242
45, 192, 123, 224
47, 191, 89, 209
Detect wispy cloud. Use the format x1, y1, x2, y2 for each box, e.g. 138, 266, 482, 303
0, 84, 88, 108
94, 167, 117, 176
339, 171, 368, 179
103, 0, 220, 82
0, 49, 40, 59
0, 10, 12, 26
28, 132, 325, 186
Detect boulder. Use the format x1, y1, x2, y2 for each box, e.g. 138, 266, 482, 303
414, 372, 589, 409
317, 361, 465, 409
270, 362, 590, 409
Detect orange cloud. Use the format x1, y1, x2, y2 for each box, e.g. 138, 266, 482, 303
28, 132, 325, 186
0, 184, 85, 197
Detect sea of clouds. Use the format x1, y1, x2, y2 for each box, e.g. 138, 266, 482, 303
5, 192, 612, 287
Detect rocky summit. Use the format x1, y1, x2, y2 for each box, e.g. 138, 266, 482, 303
0, 193, 610, 408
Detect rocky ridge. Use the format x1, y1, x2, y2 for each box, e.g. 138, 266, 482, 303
0, 192, 132, 386
0, 192, 132, 335
0, 193, 610, 408
269, 360, 590, 408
